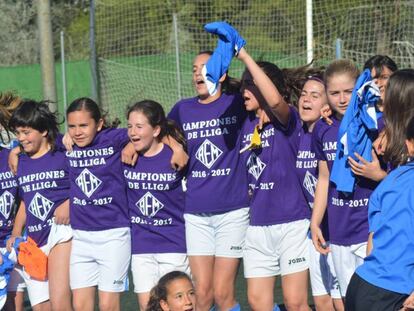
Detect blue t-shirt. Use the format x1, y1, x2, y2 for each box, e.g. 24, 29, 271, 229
356, 162, 414, 295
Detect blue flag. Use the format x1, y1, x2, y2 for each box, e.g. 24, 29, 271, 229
203, 21, 246, 95
330, 69, 381, 193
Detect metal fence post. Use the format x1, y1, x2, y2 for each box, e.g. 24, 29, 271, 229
173, 13, 182, 100
336, 38, 343, 59
90, 0, 100, 104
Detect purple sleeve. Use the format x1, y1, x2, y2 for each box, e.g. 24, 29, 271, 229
168, 104, 182, 127
54, 133, 65, 151
311, 121, 326, 161
106, 128, 129, 151
271, 106, 299, 136
377, 116, 385, 132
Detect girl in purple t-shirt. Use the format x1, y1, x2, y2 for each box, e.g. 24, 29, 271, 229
65, 97, 131, 311
168, 51, 249, 311
296, 75, 343, 310
310, 59, 386, 298
123, 100, 189, 311
0, 92, 25, 310
237, 47, 311, 311
7, 100, 72, 310
64, 97, 187, 311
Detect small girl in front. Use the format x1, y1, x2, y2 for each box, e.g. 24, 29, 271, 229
146, 271, 195, 311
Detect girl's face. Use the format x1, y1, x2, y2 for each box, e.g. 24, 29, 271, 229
371, 66, 393, 101
326, 73, 355, 117
67, 110, 103, 147
241, 72, 261, 112
127, 111, 160, 154
299, 80, 328, 126
160, 278, 196, 311
15, 126, 48, 156
192, 53, 210, 98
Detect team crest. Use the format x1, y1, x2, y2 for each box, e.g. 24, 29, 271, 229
0, 190, 14, 219
303, 170, 317, 198
76, 168, 102, 198
136, 192, 164, 218
28, 192, 54, 221
247, 153, 266, 180
195, 139, 223, 169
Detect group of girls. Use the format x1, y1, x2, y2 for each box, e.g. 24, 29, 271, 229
0, 22, 413, 311
0, 95, 189, 311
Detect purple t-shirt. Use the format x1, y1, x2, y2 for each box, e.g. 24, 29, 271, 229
17, 150, 70, 247
124, 145, 186, 254
296, 128, 318, 208
240, 113, 260, 193
168, 93, 249, 214
246, 107, 310, 226
67, 128, 129, 231
0, 149, 18, 247
312, 117, 378, 245
296, 126, 329, 239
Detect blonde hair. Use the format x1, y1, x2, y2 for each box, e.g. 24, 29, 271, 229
0, 92, 22, 130
324, 59, 359, 87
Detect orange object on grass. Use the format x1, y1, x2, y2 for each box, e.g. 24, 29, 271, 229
18, 237, 48, 281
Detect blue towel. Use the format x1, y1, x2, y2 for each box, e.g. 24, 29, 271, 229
330, 69, 381, 193
203, 21, 246, 95
0, 236, 25, 308
0, 250, 16, 309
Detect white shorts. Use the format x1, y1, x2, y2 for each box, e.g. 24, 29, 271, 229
14, 244, 49, 307
308, 238, 341, 299
43, 222, 73, 255
184, 207, 249, 258
131, 253, 190, 293
70, 227, 131, 292
8, 223, 72, 306
330, 242, 366, 297
244, 219, 310, 278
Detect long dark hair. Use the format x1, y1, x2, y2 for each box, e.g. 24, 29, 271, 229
363, 55, 398, 77
127, 100, 186, 149
67, 97, 120, 128
242, 60, 324, 108
146, 271, 193, 311
9, 99, 60, 150
383, 69, 414, 166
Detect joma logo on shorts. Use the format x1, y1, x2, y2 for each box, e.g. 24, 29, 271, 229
113, 280, 124, 285
230, 246, 242, 250
288, 257, 306, 265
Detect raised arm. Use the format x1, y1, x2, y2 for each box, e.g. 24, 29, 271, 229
237, 47, 290, 125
